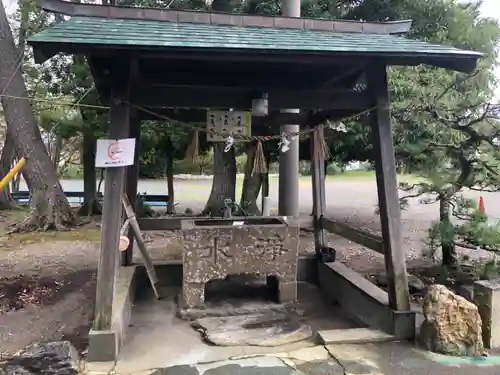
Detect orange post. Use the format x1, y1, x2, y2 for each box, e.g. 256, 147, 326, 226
479, 196, 486, 215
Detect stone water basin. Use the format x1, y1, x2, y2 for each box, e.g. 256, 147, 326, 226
180, 216, 299, 308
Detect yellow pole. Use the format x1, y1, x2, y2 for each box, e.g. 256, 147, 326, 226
0, 158, 26, 193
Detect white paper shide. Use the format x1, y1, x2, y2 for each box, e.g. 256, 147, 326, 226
95, 138, 136, 168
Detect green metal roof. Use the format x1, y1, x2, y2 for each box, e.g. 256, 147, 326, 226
29, 16, 480, 58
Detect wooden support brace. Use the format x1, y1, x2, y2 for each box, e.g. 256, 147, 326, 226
122, 194, 160, 299
368, 64, 410, 311
123, 116, 141, 266
120, 219, 130, 235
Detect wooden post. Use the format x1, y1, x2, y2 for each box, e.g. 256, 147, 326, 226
368, 64, 410, 312
311, 129, 327, 254
93, 63, 133, 330
122, 116, 141, 266
122, 194, 160, 299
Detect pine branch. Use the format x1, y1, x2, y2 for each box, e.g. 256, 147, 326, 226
400, 191, 427, 200
448, 200, 471, 220
455, 241, 500, 255
469, 186, 500, 192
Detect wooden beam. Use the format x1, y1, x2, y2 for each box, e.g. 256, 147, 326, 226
93, 61, 133, 330
138, 215, 314, 231
311, 130, 327, 255
136, 65, 362, 90
138, 217, 184, 231
136, 108, 360, 125
368, 64, 410, 311
321, 217, 384, 254
123, 116, 141, 267
132, 87, 370, 110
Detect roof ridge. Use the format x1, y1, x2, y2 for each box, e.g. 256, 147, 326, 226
38, 0, 412, 35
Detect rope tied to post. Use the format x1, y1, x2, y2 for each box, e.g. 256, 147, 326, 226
251, 140, 267, 175
314, 125, 331, 161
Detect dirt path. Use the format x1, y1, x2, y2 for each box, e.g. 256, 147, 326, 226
0, 237, 98, 356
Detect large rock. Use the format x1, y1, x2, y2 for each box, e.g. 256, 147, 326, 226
420, 284, 484, 356
0, 341, 79, 375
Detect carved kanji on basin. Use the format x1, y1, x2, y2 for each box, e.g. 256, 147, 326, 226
180, 218, 299, 308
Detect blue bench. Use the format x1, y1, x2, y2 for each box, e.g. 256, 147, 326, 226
11, 191, 169, 207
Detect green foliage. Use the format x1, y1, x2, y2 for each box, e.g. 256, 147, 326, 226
326, 163, 342, 175
424, 198, 500, 262
61, 165, 83, 179
458, 211, 500, 251
172, 149, 215, 175
474, 258, 500, 280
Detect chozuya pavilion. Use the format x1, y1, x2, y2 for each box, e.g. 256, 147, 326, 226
27, 0, 480, 368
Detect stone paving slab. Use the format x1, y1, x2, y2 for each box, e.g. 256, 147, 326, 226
86, 342, 500, 375
163, 357, 295, 375
326, 342, 500, 375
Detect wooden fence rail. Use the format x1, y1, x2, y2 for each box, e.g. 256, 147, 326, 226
321, 217, 384, 255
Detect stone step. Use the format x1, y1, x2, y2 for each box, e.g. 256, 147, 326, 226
317, 327, 396, 345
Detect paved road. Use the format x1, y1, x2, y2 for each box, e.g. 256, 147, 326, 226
20, 177, 500, 219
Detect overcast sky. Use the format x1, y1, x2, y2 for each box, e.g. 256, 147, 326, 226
2, 0, 500, 98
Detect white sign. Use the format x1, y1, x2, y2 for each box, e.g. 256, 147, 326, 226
206, 110, 251, 142
95, 138, 136, 168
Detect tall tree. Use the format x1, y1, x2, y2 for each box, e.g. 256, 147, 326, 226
203, 143, 237, 215
0, 0, 75, 230
0, 0, 36, 210
390, 0, 500, 265
201, 0, 241, 215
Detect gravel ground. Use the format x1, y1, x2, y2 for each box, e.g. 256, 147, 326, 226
1, 178, 499, 357
0, 240, 98, 357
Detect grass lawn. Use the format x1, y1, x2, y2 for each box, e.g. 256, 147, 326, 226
173, 171, 423, 202
268, 170, 422, 183
324, 170, 423, 183
0, 208, 101, 246
287, 170, 421, 184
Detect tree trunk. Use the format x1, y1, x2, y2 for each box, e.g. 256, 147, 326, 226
3, 0, 31, 200
240, 142, 262, 215
79, 126, 102, 216
52, 135, 63, 170
203, 143, 236, 216
0, 1, 75, 230
0, 132, 15, 209
439, 196, 457, 267
166, 136, 175, 214
0, 181, 14, 209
